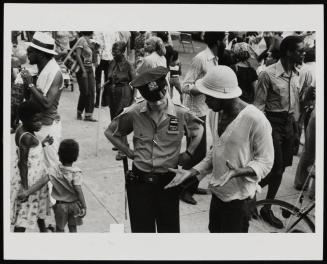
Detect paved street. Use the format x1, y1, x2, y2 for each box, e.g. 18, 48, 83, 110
10, 38, 314, 233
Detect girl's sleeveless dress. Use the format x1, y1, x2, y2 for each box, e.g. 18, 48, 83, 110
10, 131, 50, 231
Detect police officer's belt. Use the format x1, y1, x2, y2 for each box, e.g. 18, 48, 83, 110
130, 164, 175, 184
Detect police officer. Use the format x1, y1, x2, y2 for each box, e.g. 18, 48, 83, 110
104, 66, 204, 233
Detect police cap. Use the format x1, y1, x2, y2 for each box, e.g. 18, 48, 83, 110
130, 66, 169, 89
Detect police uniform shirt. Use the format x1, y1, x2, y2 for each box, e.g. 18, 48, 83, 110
112, 97, 204, 173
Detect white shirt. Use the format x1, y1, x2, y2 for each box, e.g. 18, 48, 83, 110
194, 105, 274, 202
94, 31, 120, 61
182, 47, 219, 117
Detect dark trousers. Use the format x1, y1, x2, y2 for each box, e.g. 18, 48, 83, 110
76, 66, 95, 117
181, 115, 207, 193
208, 194, 250, 233
126, 165, 180, 233
259, 112, 295, 200
95, 59, 110, 106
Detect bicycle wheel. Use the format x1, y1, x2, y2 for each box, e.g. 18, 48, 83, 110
249, 199, 315, 233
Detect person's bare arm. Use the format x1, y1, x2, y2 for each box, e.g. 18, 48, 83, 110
104, 118, 134, 159
26, 71, 63, 109
18, 134, 38, 189
74, 185, 87, 217
75, 47, 87, 78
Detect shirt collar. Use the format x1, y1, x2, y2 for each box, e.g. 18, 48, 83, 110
140, 96, 177, 117
275, 60, 300, 77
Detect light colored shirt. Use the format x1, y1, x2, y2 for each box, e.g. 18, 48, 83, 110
254, 60, 300, 120
194, 105, 274, 202
76, 36, 93, 67
112, 97, 203, 173
48, 164, 83, 202
93, 31, 120, 61
299, 62, 315, 99
136, 51, 167, 75
182, 46, 219, 117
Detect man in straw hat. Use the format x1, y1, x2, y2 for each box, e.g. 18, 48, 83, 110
104, 66, 204, 233
165, 66, 274, 233
20, 31, 64, 206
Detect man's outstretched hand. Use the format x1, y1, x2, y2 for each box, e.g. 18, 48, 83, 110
165, 168, 195, 189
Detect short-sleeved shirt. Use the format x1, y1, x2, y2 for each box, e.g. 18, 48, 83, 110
112, 97, 204, 173
48, 164, 83, 202
76, 36, 93, 67
254, 60, 300, 120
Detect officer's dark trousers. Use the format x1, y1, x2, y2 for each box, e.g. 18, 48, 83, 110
127, 165, 180, 233
259, 112, 295, 201
208, 194, 250, 233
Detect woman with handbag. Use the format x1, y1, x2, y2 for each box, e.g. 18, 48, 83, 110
105, 41, 136, 160
75, 31, 97, 122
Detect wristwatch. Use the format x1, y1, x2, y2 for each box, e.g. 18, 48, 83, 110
28, 83, 34, 89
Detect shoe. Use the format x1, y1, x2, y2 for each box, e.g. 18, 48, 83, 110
115, 152, 126, 161
180, 192, 197, 205
94, 104, 99, 108
84, 117, 97, 122
260, 207, 284, 229
112, 147, 118, 151
194, 188, 207, 195
77, 113, 82, 120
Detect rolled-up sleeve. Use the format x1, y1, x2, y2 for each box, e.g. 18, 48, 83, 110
254, 71, 270, 112
193, 148, 213, 177
111, 108, 134, 137
246, 116, 274, 182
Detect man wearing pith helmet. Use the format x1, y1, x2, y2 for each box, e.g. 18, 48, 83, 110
104, 66, 204, 233
166, 66, 274, 233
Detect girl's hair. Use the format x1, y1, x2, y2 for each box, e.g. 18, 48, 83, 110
146, 36, 166, 56
113, 41, 127, 53
18, 101, 42, 123
58, 139, 79, 163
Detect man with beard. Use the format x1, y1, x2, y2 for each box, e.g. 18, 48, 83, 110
254, 35, 305, 228
165, 66, 274, 233
180, 31, 226, 205
104, 67, 204, 233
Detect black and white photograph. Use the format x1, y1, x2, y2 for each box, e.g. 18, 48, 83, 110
3, 3, 324, 261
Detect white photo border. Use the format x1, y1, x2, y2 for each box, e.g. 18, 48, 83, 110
3, 3, 324, 260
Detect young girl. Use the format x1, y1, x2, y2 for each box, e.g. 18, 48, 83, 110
169, 50, 183, 103
11, 101, 53, 232
18, 139, 87, 232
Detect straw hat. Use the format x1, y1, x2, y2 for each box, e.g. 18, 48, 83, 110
27, 31, 57, 55
195, 66, 242, 99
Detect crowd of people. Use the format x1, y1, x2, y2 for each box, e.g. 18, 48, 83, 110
10, 30, 316, 233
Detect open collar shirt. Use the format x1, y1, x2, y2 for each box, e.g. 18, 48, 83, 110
254, 60, 301, 120
182, 46, 219, 117
194, 105, 274, 202
112, 97, 203, 173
